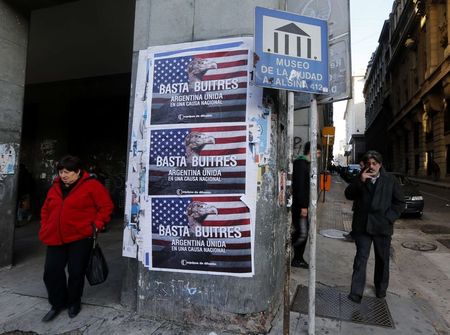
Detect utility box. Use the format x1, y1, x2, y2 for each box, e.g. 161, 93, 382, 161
320, 171, 331, 192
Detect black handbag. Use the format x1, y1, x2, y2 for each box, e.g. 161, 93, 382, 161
85, 224, 109, 286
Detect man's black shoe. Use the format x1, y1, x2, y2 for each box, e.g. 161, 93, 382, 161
291, 259, 309, 269
376, 291, 386, 299
343, 232, 354, 242
41, 308, 61, 322
347, 293, 362, 304
68, 304, 81, 318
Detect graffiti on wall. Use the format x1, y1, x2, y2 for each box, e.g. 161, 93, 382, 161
293, 136, 303, 158
38, 139, 58, 183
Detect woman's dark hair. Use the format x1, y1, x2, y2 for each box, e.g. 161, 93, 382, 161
363, 150, 383, 164
56, 155, 82, 172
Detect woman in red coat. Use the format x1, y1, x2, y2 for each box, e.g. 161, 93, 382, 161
39, 155, 113, 322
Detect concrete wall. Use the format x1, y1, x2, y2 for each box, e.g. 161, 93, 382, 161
26, 0, 135, 84
0, 1, 28, 267
133, 0, 279, 51
124, 1, 290, 332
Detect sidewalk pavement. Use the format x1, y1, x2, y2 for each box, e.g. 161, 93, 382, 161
1, 176, 449, 334
286, 175, 450, 335
408, 176, 450, 189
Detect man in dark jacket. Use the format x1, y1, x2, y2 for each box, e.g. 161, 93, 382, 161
291, 141, 321, 268
345, 151, 405, 303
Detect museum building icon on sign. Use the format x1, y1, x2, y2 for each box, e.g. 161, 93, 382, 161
262, 17, 322, 61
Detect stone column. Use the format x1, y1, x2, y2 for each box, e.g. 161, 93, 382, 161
125, 1, 289, 333
404, 119, 414, 175
386, 130, 401, 171
445, 0, 450, 58
394, 128, 405, 172
433, 103, 446, 180
0, 1, 29, 267
423, 93, 446, 179
418, 110, 427, 176
427, 2, 440, 76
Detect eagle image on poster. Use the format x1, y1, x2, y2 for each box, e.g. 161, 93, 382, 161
148, 125, 246, 196
151, 196, 252, 275
150, 49, 249, 124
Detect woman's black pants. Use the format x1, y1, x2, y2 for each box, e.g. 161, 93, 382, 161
43, 238, 92, 309
350, 232, 391, 297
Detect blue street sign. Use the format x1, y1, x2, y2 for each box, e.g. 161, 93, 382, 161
254, 6, 329, 94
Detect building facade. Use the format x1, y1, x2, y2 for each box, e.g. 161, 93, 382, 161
344, 75, 366, 163
364, 0, 450, 177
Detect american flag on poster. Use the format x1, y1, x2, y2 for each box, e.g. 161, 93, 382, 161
150, 49, 249, 124
151, 196, 252, 275
148, 125, 246, 195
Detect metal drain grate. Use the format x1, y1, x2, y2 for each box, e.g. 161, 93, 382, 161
437, 239, 450, 249
291, 285, 395, 328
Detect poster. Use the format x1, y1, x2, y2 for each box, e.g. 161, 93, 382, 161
148, 125, 247, 195
150, 196, 252, 275
0, 143, 16, 176
122, 50, 149, 258
123, 37, 258, 277
149, 45, 249, 124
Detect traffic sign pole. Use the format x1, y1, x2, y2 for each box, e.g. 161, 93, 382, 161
323, 134, 330, 202
308, 94, 318, 335
283, 91, 294, 335
254, 7, 328, 334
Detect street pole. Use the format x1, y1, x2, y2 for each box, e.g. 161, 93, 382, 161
308, 94, 318, 335
323, 135, 330, 203
283, 5, 292, 334
283, 91, 294, 335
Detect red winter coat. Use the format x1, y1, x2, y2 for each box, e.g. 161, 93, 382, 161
40, 171, 114, 246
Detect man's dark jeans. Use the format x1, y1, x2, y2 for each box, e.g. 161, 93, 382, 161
291, 210, 309, 261
350, 232, 391, 298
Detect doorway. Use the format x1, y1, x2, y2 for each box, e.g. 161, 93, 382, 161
9, 0, 136, 307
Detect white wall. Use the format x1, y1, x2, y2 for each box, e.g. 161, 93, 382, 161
294, 107, 310, 157
344, 75, 365, 142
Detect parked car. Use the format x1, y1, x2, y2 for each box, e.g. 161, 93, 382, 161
389, 172, 424, 217
342, 164, 361, 182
